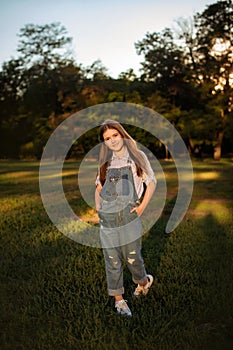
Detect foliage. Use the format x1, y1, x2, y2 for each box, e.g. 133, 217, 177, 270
135, 28, 186, 85
17, 22, 73, 71
135, 0, 233, 159
0, 1, 232, 160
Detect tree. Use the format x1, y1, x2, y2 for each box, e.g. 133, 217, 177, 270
194, 0, 233, 159
174, 17, 198, 74
0, 59, 25, 157
135, 27, 200, 155
136, 0, 233, 159
17, 22, 73, 72
0, 22, 84, 159
83, 59, 110, 81
135, 28, 186, 87
118, 68, 138, 81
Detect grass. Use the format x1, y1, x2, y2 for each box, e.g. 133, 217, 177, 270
0, 158, 233, 350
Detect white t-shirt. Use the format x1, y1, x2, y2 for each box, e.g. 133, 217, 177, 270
95, 148, 156, 199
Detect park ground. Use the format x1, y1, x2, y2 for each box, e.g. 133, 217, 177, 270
0, 158, 233, 350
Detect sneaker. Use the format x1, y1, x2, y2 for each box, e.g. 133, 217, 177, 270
115, 299, 132, 316
133, 274, 154, 296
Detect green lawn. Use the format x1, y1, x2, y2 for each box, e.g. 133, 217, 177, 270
0, 159, 233, 350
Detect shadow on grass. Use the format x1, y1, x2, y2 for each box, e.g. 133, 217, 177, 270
191, 213, 233, 349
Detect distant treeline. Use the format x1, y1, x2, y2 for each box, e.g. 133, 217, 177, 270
0, 0, 232, 160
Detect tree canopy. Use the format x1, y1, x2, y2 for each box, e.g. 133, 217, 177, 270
0, 0, 232, 160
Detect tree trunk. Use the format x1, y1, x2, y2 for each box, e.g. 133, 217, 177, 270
188, 136, 195, 154
213, 131, 224, 161
165, 144, 169, 160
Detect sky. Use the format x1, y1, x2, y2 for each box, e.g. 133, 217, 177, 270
0, 0, 216, 78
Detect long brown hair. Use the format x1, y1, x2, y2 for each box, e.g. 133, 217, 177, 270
98, 120, 148, 185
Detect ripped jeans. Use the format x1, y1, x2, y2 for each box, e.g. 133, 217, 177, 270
99, 200, 147, 296
102, 238, 147, 296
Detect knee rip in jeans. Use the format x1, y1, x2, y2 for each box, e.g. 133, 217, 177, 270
109, 255, 118, 265
127, 250, 136, 264
127, 257, 135, 264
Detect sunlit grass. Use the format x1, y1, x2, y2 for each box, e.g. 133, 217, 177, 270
194, 171, 219, 180
192, 201, 232, 222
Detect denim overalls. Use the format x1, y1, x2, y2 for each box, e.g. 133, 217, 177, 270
98, 158, 147, 296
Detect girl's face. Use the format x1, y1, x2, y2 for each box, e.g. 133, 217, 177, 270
103, 128, 124, 153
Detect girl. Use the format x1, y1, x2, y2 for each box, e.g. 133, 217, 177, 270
95, 120, 156, 316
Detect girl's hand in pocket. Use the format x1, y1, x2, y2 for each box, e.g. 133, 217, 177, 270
130, 205, 143, 217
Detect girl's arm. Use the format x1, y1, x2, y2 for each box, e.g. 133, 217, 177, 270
95, 184, 103, 211
130, 180, 156, 216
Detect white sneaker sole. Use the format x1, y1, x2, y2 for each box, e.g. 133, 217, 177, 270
134, 274, 154, 296
142, 274, 154, 295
